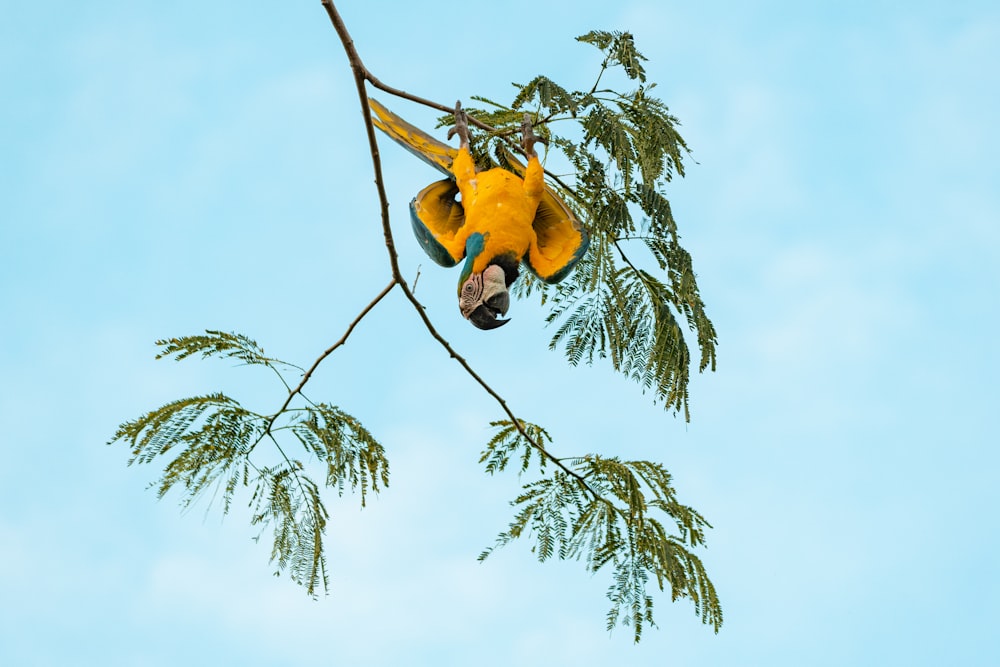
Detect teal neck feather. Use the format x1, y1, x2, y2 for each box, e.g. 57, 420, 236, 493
458, 232, 487, 293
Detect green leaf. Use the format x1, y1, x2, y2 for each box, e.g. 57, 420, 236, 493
110, 393, 247, 465
250, 462, 329, 597
289, 403, 389, 507
577, 30, 648, 82
155, 330, 276, 366
159, 402, 259, 508
614, 88, 689, 182
582, 104, 636, 187
479, 419, 552, 475
480, 421, 723, 642
545, 256, 697, 415
576, 29, 615, 52
510, 75, 580, 115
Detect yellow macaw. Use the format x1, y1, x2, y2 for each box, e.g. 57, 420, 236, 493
370, 99, 589, 329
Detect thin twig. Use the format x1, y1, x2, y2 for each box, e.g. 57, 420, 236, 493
257, 278, 398, 445
363, 72, 497, 133
396, 278, 599, 496
284, 279, 396, 415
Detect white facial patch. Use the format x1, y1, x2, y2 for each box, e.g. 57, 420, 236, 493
482, 264, 507, 294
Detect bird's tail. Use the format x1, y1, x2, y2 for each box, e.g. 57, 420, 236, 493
369, 98, 458, 177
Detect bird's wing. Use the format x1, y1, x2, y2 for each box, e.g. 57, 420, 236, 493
370, 98, 457, 176
371, 99, 468, 265
410, 179, 466, 267
505, 151, 590, 283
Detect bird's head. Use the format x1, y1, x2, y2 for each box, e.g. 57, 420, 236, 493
460, 263, 510, 329
457, 234, 519, 330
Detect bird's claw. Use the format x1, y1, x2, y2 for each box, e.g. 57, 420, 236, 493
448, 100, 471, 147
521, 113, 547, 157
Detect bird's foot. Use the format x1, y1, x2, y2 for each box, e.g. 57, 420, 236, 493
521, 113, 548, 158
447, 100, 471, 148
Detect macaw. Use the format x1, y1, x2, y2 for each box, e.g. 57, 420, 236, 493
370, 99, 589, 329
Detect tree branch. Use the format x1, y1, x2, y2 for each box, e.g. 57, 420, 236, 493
320, 0, 598, 499
397, 279, 600, 496
252, 279, 397, 450
278, 280, 397, 418
320, 1, 493, 134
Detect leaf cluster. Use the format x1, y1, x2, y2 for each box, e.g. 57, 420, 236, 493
108, 331, 388, 596
480, 420, 722, 642
454, 31, 717, 417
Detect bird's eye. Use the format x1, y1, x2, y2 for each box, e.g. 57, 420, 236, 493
463, 283, 475, 293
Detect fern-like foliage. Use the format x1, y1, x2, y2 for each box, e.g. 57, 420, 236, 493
479, 419, 552, 475
108, 330, 388, 596
289, 403, 389, 506
480, 419, 723, 642
157, 330, 275, 366
456, 31, 717, 417
250, 461, 329, 595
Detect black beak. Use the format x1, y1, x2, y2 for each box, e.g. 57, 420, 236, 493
484, 290, 509, 316
468, 303, 510, 330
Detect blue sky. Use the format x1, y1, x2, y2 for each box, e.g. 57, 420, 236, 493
2, 2, 998, 665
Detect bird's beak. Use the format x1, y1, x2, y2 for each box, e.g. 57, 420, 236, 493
484, 288, 509, 317
468, 276, 510, 329
468, 303, 510, 329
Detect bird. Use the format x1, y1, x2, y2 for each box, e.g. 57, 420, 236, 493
370, 99, 589, 330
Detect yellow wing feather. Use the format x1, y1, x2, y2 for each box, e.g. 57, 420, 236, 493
369, 98, 457, 175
